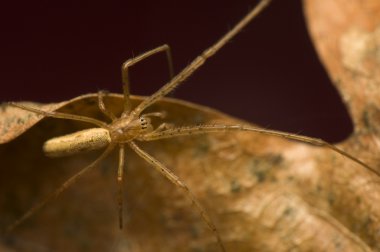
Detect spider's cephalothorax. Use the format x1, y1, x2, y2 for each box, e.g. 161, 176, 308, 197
109, 115, 154, 143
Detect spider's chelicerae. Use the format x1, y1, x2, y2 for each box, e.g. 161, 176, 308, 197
5, 0, 380, 251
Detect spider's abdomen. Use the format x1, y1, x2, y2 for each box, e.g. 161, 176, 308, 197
43, 128, 111, 157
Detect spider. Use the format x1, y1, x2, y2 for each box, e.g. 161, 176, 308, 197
4, 0, 380, 251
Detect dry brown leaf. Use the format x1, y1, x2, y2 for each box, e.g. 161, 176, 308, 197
1, 92, 379, 252
1, 1, 380, 251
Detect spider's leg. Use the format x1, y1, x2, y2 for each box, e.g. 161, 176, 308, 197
98, 91, 117, 121
128, 141, 226, 252
4, 144, 116, 235
9, 102, 107, 128
141, 124, 380, 177
117, 144, 126, 229
131, 0, 271, 117
121, 44, 174, 115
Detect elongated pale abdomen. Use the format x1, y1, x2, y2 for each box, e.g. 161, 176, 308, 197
43, 128, 111, 157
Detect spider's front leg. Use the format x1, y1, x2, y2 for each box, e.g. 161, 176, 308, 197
121, 45, 174, 116
140, 124, 380, 177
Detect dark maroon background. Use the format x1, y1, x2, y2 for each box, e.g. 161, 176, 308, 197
0, 0, 352, 142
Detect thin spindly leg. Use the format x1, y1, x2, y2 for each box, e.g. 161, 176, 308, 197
117, 144, 126, 229
121, 44, 174, 115
131, 0, 271, 117
98, 91, 117, 121
140, 124, 380, 178
5, 144, 116, 234
8, 102, 107, 128
128, 141, 226, 252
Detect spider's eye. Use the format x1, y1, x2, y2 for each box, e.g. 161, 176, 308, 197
139, 117, 148, 129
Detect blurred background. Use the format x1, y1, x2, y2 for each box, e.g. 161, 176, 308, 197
0, 0, 352, 142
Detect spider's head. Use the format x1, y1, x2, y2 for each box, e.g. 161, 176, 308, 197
138, 116, 152, 131
109, 115, 153, 143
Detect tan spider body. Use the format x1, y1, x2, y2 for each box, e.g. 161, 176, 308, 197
4, 0, 380, 251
